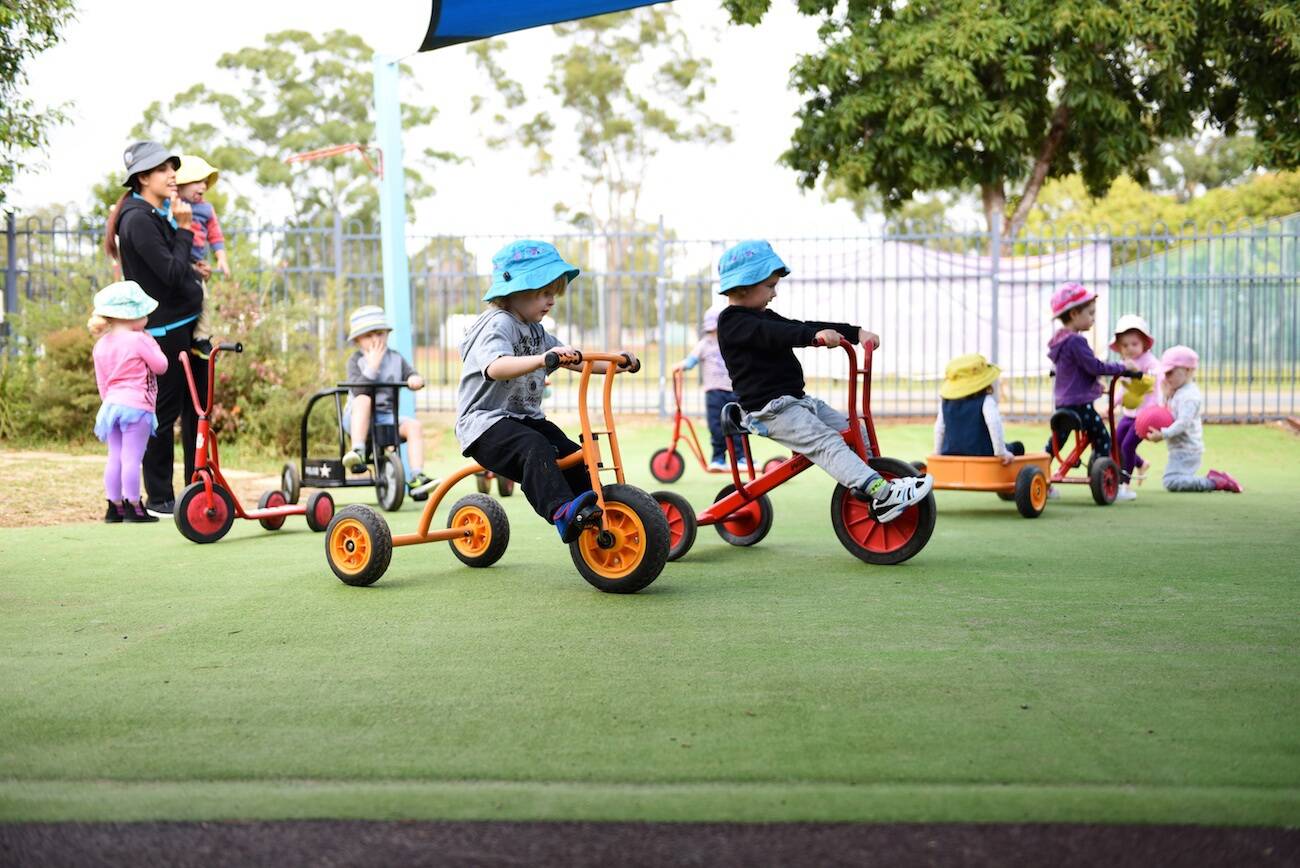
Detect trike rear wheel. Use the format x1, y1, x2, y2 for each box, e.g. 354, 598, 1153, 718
175, 480, 236, 544
1090, 456, 1120, 505
447, 494, 510, 567
375, 453, 405, 512
1014, 465, 1049, 518
325, 505, 392, 586
652, 490, 697, 561
570, 484, 670, 594
305, 490, 335, 532
713, 484, 774, 547
830, 457, 936, 565
257, 489, 288, 531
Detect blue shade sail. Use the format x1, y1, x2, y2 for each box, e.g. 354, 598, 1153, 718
419, 0, 671, 51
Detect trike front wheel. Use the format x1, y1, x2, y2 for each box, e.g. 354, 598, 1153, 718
175, 479, 237, 544
570, 484, 670, 594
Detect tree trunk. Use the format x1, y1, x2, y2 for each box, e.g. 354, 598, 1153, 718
982, 183, 1006, 255
1003, 103, 1071, 240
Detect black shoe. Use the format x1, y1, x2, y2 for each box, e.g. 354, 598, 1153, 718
104, 500, 125, 523
125, 500, 160, 523
145, 499, 175, 516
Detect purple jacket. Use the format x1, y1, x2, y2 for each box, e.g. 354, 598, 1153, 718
1047, 329, 1126, 406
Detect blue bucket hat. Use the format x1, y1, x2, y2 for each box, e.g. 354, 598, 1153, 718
718, 240, 790, 294
483, 240, 580, 302
92, 280, 158, 320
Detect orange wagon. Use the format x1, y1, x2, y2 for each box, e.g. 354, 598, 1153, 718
915, 453, 1052, 519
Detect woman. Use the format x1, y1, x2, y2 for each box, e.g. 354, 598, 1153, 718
104, 141, 207, 515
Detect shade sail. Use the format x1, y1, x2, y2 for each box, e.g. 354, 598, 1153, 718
420, 0, 670, 51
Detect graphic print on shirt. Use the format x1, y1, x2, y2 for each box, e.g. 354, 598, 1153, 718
505, 329, 549, 416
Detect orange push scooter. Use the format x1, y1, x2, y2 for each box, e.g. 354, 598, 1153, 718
174, 342, 336, 543
649, 368, 785, 483
323, 350, 671, 594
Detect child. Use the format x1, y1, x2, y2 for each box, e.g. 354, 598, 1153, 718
174, 154, 228, 358
673, 305, 746, 470
455, 240, 635, 542
932, 353, 1024, 463
714, 240, 932, 523
1145, 345, 1242, 493
1045, 282, 1139, 462
1109, 314, 1161, 501
89, 281, 169, 523
339, 305, 437, 500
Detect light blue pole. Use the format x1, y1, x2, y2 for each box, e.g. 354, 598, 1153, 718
372, 53, 416, 445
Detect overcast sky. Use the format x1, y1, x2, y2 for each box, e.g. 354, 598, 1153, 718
12, 0, 875, 240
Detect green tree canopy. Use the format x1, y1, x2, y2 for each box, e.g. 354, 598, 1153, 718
132, 30, 456, 227
724, 0, 1300, 239
0, 0, 77, 208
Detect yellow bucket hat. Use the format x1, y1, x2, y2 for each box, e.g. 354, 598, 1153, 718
175, 154, 219, 189
940, 353, 1001, 400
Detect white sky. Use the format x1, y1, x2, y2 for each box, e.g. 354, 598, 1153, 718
11, 0, 873, 239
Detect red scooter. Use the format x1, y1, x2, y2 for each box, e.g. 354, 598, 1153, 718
174, 342, 335, 543
649, 367, 784, 482
653, 341, 936, 565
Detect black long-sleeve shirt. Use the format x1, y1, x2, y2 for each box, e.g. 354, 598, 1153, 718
716, 305, 858, 411
115, 196, 205, 329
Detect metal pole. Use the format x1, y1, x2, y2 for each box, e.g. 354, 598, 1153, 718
333, 208, 344, 350
3, 212, 17, 333
989, 217, 1001, 366
656, 215, 667, 418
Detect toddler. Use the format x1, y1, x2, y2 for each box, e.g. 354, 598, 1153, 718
89, 281, 169, 523
456, 240, 637, 542
933, 353, 1023, 462
673, 305, 745, 470
1109, 314, 1160, 501
340, 305, 437, 500
174, 154, 228, 358
714, 240, 932, 523
1145, 345, 1242, 493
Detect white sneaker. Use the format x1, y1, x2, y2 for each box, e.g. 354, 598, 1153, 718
708, 458, 729, 471
868, 474, 935, 524
1046, 486, 1061, 500
1115, 484, 1137, 502
736, 457, 751, 471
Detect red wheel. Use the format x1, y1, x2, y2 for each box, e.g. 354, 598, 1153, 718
713, 484, 773, 547
1090, 457, 1120, 505
830, 457, 936, 565
305, 490, 335, 532
257, 489, 288, 531
653, 490, 697, 561
174, 480, 236, 544
761, 457, 785, 476
649, 448, 686, 483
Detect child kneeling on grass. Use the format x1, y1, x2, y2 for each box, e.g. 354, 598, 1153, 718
455, 240, 638, 542
933, 353, 1023, 463
714, 240, 932, 523
1144, 345, 1242, 493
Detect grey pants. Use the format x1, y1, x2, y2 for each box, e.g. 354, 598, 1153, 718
1164, 447, 1214, 492
745, 395, 879, 491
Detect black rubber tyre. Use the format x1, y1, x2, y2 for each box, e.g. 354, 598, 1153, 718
475, 472, 491, 494
996, 491, 1016, 502
257, 489, 288, 531
761, 457, 785, 476
497, 476, 515, 497
175, 480, 236, 544
649, 448, 686, 483
304, 490, 335, 532
325, 504, 392, 586
569, 483, 670, 594
1014, 465, 1049, 518
1090, 456, 1120, 505
281, 462, 301, 504
829, 457, 936, 566
447, 493, 511, 568
375, 453, 405, 512
712, 484, 774, 547
652, 490, 697, 561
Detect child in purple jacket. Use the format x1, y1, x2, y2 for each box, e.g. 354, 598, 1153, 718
1044, 283, 1139, 461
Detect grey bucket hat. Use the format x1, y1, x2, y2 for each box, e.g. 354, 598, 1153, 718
121, 141, 180, 188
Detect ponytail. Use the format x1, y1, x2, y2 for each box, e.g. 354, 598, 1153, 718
103, 190, 132, 260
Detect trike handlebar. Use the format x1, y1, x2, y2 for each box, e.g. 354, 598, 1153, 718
336, 381, 410, 389
543, 350, 640, 375
218, 341, 243, 354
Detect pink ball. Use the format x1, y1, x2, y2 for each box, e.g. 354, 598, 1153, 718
1136, 405, 1174, 439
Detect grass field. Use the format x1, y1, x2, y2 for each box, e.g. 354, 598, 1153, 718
1, 421, 1298, 826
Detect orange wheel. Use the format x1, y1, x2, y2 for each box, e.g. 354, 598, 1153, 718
325, 505, 391, 586
447, 494, 510, 567
570, 484, 669, 594
1015, 465, 1048, 518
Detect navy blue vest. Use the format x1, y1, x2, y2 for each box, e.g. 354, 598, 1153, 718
941, 393, 995, 456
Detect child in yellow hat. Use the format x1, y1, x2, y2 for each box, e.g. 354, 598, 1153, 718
174, 154, 228, 358
933, 353, 1023, 463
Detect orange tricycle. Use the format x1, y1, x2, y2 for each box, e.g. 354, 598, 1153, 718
323, 349, 671, 594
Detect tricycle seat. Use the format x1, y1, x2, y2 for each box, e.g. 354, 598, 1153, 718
1050, 408, 1083, 442
720, 402, 750, 437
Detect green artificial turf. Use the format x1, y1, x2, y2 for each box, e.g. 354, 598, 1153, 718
1, 421, 1298, 825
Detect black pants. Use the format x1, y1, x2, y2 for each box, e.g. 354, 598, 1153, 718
1046, 404, 1110, 457
144, 324, 205, 505
467, 417, 591, 520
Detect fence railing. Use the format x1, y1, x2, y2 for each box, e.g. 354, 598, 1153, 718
3, 212, 1297, 422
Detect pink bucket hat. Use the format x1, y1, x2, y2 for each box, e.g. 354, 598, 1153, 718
1160, 344, 1199, 373
1050, 282, 1097, 318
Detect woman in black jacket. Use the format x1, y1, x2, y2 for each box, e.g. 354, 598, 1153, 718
104, 141, 209, 515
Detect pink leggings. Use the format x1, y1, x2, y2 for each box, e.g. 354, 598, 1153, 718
104, 418, 152, 503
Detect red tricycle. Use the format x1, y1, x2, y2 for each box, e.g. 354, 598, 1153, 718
649, 367, 785, 482
174, 342, 335, 543
1047, 371, 1142, 505
652, 341, 937, 565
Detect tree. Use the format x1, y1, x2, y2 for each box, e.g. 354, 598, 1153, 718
133, 30, 455, 227
0, 0, 77, 208
724, 0, 1300, 240
1141, 133, 1263, 203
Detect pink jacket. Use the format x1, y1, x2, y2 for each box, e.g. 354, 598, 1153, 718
93, 329, 169, 412
1114, 349, 1162, 418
